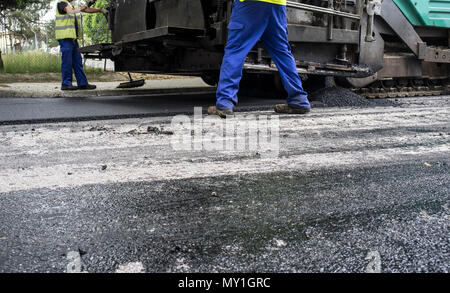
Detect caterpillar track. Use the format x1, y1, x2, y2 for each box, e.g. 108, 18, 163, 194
352, 79, 450, 99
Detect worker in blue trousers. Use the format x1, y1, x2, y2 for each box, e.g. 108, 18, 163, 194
208, 0, 311, 117
55, 0, 107, 91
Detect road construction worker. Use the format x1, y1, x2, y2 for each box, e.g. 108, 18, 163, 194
208, 0, 311, 117
55, 0, 107, 91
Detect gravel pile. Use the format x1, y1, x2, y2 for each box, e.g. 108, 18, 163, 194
309, 86, 395, 108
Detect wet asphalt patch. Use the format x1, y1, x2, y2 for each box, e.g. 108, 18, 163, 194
0, 160, 448, 273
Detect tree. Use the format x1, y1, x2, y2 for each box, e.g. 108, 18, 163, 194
82, 0, 110, 44
1, 1, 27, 11
0, 0, 48, 13
44, 19, 58, 48
0, 0, 52, 51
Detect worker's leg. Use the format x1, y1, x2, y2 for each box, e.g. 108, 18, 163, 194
72, 40, 88, 86
59, 39, 74, 86
216, 1, 270, 110
261, 4, 310, 108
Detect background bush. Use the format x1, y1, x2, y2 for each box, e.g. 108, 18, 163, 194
0, 51, 101, 73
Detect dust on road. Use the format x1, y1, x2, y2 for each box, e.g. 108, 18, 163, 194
0, 96, 448, 272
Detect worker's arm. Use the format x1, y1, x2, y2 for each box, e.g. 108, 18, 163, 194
64, 5, 87, 14
80, 7, 108, 14
61, 4, 106, 15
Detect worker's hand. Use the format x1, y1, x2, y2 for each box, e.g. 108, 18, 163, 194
101, 9, 108, 15
79, 5, 87, 12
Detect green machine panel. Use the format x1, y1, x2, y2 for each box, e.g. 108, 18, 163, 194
393, 0, 450, 28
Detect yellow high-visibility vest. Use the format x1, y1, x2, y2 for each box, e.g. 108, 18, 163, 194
55, 0, 82, 40
239, 0, 287, 5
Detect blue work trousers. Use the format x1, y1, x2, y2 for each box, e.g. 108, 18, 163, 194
216, 0, 310, 110
59, 39, 88, 87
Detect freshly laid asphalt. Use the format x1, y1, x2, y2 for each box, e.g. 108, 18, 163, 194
0, 93, 285, 124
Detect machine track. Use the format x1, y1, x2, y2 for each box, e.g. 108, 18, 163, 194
351, 79, 450, 99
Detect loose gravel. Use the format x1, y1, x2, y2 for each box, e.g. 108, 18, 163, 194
310, 86, 395, 107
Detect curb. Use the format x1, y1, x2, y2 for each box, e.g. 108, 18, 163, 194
0, 86, 216, 99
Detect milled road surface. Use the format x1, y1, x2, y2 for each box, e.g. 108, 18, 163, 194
0, 96, 449, 272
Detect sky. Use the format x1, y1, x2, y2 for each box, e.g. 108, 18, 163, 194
42, 0, 58, 21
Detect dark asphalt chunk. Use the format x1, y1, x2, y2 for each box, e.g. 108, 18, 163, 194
310, 87, 396, 108
0, 161, 448, 273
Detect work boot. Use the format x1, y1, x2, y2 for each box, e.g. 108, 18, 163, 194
61, 85, 78, 91
207, 106, 234, 118
274, 104, 310, 114
78, 84, 97, 90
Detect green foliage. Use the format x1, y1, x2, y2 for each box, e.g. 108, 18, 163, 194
0, 0, 50, 14
82, 0, 110, 44
0, 51, 101, 73
44, 19, 59, 48
1, 51, 61, 73
0, 1, 43, 11
0, 0, 52, 49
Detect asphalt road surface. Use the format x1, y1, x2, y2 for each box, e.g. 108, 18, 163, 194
0, 92, 283, 124
0, 95, 448, 273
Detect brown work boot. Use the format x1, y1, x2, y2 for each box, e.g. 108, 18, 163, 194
274, 104, 310, 114
207, 106, 234, 118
